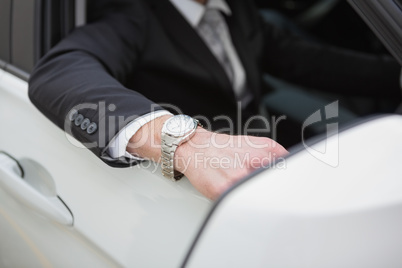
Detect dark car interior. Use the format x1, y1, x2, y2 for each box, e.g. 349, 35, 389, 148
348, 0, 402, 65
256, 0, 391, 54
255, 0, 402, 147
1, 0, 400, 148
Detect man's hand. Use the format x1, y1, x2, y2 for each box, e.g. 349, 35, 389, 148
127, 116, 288, 200
175, 129, 288, 199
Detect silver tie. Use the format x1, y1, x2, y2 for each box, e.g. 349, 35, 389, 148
197, 8, 235, 84
197, 7, 251, 103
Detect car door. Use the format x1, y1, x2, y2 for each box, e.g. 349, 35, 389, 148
184, 115, 402, 268
0, 1, 211, 267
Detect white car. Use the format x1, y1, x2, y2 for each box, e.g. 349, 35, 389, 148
1, 0, 402, 267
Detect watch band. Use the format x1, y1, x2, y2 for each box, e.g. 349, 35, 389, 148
161, 116, 200, 181
161, 141, 183, 181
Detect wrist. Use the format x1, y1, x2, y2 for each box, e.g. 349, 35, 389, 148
127, 115, 173, 161
174, 127, 212, 175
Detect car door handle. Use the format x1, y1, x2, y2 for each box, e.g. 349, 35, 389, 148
0, 152, 73, 225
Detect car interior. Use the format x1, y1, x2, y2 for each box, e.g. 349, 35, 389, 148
2, 0, 400, 148
260, 0, 402, 147
348, 0, 402, 65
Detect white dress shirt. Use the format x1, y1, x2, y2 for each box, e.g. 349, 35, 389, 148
107, 0, 247, 160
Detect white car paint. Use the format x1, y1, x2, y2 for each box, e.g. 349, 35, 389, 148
2, 67, 402, 267
187, 115, 402, 268
0, 68, 211, 267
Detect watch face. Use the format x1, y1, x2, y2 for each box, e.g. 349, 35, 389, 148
165, 115, 196, 137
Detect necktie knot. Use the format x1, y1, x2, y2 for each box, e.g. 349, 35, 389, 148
201, 8, 223, 27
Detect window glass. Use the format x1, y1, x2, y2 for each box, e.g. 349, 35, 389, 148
11, 0, 36, 73
8, 0, 76, 75
0, 0, 11, 67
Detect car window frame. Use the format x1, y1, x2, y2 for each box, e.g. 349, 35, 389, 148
2, 0, 77, 81
0, 0, 12, 69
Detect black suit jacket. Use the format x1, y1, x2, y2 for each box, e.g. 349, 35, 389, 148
28, 0, 401, 167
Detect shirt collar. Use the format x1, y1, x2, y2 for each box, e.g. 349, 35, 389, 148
169, 0, 232, 27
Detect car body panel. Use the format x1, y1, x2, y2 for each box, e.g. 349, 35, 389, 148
186, 115, 402, 268
0, 69, 211, 267
0, 184, 119, 268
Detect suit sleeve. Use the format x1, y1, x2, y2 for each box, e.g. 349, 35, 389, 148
28, 2, 161, 167
258, 14, 401, 99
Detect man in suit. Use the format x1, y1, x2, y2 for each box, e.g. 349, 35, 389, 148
28, 0, 401, 199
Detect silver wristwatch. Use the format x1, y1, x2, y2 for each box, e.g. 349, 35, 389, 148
161, 115, 199, 181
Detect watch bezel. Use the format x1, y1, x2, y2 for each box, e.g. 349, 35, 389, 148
162, 115, 198, 140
